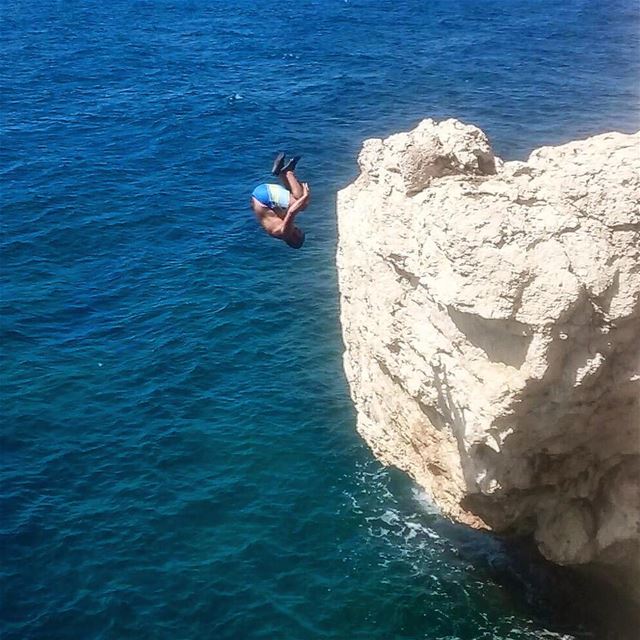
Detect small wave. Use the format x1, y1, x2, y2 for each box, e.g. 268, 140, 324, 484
226, 93, 244, 104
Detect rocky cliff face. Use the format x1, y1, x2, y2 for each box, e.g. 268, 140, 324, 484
336, 119, 640, 597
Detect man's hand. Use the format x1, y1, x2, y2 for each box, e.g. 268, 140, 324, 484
285, 185, 310, 218
289, 183, 310, 212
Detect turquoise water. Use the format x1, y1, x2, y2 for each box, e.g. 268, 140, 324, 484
1, 1, 639, 638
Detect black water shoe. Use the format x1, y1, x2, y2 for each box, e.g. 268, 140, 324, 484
281, 155, 301, 173
271, 152, 286, 176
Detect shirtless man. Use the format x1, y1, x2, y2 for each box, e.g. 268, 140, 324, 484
250, 153, 310, 249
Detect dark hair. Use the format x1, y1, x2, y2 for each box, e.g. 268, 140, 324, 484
285, 229, 305, 249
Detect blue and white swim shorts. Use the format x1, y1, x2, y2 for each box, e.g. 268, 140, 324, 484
251, 183, 291, 210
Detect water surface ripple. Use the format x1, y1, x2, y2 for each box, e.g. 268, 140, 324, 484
1, 1, 639, 638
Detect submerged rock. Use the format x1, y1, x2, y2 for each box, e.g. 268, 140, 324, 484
336, 118, 640, 599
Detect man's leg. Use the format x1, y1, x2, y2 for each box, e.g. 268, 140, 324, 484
279, 169, 303, 199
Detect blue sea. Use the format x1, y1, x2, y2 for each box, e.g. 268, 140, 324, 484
1, 1, 639, 638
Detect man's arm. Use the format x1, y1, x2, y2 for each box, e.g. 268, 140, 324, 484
280, 183, 310, 236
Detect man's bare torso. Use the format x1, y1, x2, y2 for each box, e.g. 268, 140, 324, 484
251, 198, 287, 237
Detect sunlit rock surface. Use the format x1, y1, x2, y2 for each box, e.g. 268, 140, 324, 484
336, 118, 640, 598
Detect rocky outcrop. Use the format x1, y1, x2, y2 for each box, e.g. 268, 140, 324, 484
336, 118, 640, 597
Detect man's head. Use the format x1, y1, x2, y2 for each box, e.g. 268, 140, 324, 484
284, 227, 305, 249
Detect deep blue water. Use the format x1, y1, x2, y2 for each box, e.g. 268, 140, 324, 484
1, 1, 639, 638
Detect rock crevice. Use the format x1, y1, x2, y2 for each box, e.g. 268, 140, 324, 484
336, 118, 640, 598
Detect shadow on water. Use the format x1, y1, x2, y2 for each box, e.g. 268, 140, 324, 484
382, 467, 639, 640
439, 521, 638, 639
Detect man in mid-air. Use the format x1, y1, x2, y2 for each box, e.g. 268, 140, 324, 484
250, 153, 310, 249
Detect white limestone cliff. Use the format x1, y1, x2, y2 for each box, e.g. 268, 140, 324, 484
336, 118, 640, 597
